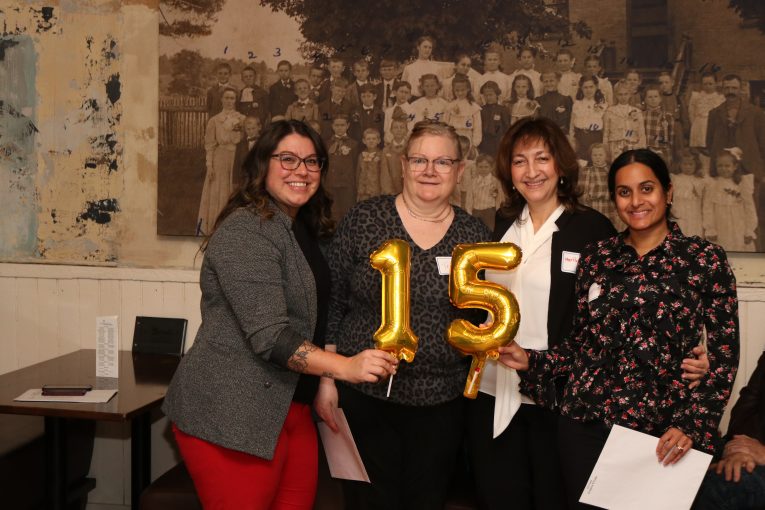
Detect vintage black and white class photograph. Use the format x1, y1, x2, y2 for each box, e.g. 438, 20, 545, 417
158, 0, 765, 253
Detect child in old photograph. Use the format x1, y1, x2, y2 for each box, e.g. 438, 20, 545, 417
411, 74, 449, 123
505, 74, 540, 124
703, 148, 758, 252
672, 148, 707, 238
285, 78, 319, 123
378, 58, 400, 109
326, 114, 359, 221
444, 75, 482, 148
643, 85, 674, 165
384, 81, 415, 143
537, 71, 572, 132
508, 47, 542, 100
380, 118, 408, 195
232, 115, 262, 188
455, 135, 477, 208
206, 62, 236, 117
603, 80, 646, 160
583, 54, 613, 105
356, 128, 384, 202
478, 48, 511, 102
236, 66, 269, 125
478, 80, 511, 158
318, 78, 354, 144
352, 83, 384, 146
268, 59, 297, 121
579, 142, 623, 229
308, 65, 327, 104
570, 75, 606, 162
464, 153, 502, 230
346, 59, 373, 109
688, 71, 724, 172
624, 69, 644, 109
555, 49, 581, 98
442, 52, 481, 102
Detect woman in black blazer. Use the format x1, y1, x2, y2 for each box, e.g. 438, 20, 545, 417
163, 120, 396, 510
465, 118, 707, 510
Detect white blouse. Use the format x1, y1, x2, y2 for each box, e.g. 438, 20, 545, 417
479, 204, 565, 438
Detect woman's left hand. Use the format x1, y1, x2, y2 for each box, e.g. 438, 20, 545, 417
656, 427, 693, 466
681, 345, 709, 389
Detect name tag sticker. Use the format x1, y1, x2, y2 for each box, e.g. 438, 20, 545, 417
588, 282, 602, 303
436, 256, 451, 276
561, 251, 580, 274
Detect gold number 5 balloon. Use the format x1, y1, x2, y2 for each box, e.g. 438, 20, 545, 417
447, 242, 522, 398
370, 239, 419, 362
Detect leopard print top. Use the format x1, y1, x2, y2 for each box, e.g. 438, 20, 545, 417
326, 194, 491, 405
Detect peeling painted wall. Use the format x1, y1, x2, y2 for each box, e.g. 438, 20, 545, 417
0, 1, 202, 268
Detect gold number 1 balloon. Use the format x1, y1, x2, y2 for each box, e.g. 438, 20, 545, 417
447, 242, 522, 398
370, 239, 419, 362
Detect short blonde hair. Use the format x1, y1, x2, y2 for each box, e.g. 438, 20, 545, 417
405, 120, 462, 160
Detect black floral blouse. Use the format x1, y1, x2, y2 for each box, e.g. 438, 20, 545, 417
521, 222, 739, 454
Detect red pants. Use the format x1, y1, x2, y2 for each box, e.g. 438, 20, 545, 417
172, 402, 318, 510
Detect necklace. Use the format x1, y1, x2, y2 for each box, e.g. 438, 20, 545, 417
400, 194, 452, 223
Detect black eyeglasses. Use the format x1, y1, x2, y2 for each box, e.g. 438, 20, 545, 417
270, 152, 325, 172
405, 156, 460, 174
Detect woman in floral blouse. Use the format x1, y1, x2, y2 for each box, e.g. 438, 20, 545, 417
500, 148, 740, 508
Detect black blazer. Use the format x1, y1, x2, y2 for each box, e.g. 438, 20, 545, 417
492, 206, 616, 349
727, 350, 765, 442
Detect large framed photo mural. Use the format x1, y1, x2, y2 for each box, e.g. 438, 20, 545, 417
158, 0, 765, 252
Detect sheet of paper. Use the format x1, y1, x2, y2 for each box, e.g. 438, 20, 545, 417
580, 424, 712, 510
96, 315, 119, 378
15, 389, 118, 404
317, 407, 370, 482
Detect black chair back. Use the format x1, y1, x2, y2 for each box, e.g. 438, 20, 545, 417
132, 316, 187, 357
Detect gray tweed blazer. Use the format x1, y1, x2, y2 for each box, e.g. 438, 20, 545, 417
163, 206, 317, 460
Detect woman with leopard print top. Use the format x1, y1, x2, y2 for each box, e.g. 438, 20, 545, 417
316, 120, 490, 510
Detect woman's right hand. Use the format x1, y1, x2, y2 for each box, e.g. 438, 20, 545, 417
341, 349, 397, 384
497, 341, 530, 371
314, 378, 339, 432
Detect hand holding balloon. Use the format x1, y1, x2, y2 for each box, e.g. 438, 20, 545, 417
447, 242, 522, 398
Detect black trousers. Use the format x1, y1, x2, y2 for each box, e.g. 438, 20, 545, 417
465, 393, 567, 510
556, 415, 610, 510
337, 384, 465, 510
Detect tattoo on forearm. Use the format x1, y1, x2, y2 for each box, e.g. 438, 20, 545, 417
287, 341, 318, 373
321, 372, 335, 379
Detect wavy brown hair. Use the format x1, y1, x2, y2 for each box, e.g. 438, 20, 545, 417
496, 117, 581, 220
202, 120, 334, 251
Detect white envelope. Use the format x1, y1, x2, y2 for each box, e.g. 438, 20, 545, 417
580, 425, 711, 510
317, 407, 370, 482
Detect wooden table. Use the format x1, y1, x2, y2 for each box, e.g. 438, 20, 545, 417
0, 349, 178, 510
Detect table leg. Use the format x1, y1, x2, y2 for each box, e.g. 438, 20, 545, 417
131, 412, 151, 510
44, 416, 67, 510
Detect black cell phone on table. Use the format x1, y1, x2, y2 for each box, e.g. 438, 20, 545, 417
41, 385, 93, 396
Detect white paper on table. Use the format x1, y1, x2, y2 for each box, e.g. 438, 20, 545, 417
580, 425, 712, 510
14, 389, 118, 403
96, 315, 119, 378
317, 407, 370, 482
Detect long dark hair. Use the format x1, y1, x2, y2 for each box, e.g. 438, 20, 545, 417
203, 120, 334, 250
496, 117, 581, 220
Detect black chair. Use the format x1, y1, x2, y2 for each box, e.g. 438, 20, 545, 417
132, 316, 188, 357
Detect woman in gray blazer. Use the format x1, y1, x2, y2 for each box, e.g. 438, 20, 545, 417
163, 120, 396, 510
